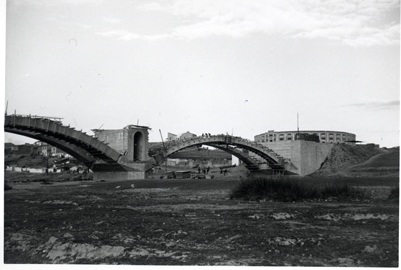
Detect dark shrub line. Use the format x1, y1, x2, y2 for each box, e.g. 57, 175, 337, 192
388, 187, 399, 201
230, 177, 365, 202
4, 182, 12, 191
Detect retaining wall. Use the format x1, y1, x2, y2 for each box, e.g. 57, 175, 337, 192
260, 140, 333, 176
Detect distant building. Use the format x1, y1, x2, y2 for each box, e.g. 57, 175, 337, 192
5, 141, 72, 158
254, 130, 356, 145
167, 132, 178, 141
166, 131, 197, 141
33, 141, 71, 158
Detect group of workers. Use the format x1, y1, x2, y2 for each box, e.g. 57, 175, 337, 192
197, 166, 229, 176
198, 166, 211, 174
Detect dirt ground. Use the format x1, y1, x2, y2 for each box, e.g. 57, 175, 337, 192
3, 176, 399, 266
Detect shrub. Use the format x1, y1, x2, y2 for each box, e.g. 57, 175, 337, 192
4, 182, 12, 191
230, 177, 364, 202
388, 187, 399, 201
321, 184, 364, 199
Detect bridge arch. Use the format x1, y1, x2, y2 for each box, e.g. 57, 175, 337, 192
208, 144, 262, 171
5, 114, 123, 170
150, 135, 286, 170
133, 131, 144, 161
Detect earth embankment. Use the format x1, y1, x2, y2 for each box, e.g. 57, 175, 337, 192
310, 145, 398, 177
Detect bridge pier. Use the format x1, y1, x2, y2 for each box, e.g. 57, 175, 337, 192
91, 125, 151, 180
91, 161, 147, 181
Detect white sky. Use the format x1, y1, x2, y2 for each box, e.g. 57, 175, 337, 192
4, 0, 400, 147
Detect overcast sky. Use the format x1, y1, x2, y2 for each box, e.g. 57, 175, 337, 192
4, 0, 400, 147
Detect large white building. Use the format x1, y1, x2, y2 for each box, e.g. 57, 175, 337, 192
254, 130, 356, 145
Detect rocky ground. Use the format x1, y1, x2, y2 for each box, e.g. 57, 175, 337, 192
4, 176, 399, 266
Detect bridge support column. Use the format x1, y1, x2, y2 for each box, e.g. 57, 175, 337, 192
91, 162, 147, 181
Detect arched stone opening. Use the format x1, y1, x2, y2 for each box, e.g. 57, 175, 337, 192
133, 132, 143, 161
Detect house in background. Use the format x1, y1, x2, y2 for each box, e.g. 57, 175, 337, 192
167, 132, 178, 141
33, 141, 71, 158
167, 131, 197, 141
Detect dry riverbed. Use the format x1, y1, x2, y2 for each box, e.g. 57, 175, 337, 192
4, 177, 399, 266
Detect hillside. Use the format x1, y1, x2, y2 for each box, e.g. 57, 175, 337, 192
337, 148, 399, 177
5, 155, 50, 168
310, 144, 398, 177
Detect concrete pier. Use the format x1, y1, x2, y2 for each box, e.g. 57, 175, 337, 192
257, 140, 334, 176
91, 125, 151, 181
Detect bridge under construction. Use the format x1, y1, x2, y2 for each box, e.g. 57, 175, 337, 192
5, 113, 336, 180
5, 114, 293, 180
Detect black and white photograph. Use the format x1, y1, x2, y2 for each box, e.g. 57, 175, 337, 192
3, 0, 400, 267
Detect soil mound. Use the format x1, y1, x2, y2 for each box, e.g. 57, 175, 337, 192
310, 144, 385, 176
